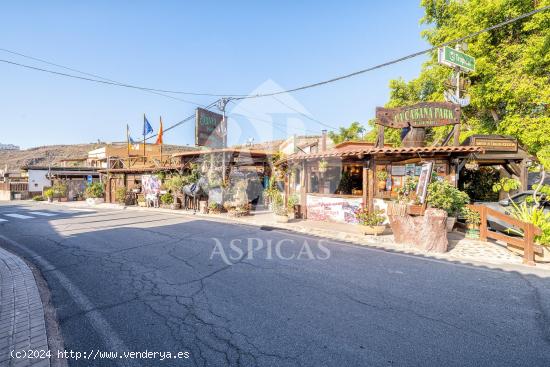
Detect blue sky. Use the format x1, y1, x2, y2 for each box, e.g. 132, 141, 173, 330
0, 1, 429, 148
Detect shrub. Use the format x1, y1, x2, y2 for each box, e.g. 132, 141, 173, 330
44, 188, 54, 199
85, 182, 104, 199
160, 192, 174, 205
115, 187, 127, 204
287, 194, 299, 211
208, 202, 222, 213
509, 202, 550, 246
354, 207, 385, 226
52, 182, 67, 198
427, 180, 469, 216
461, 207, 481, 226
32, 195, 44, 201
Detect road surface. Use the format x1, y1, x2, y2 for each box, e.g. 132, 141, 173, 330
1, 201, 550, 366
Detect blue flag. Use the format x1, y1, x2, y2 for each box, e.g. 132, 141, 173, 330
143, 114, 154, 136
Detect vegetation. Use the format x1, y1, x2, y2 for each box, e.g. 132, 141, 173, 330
32, 195, 44, 201
365, 0, 550, 151
115, 187, 127, 204
52, 182, 67, 198
376, 170, 388, 181
287, 194, 299, 214
492, 177, 521, 200
427, 180, 470, 216
462, 206, 481, 227
318, 159, 328, 172
85, 182, 104, 199
208, 202, 222, 213
460, 167, 500, 202
44, 189, 54, 200
160, 192, 174, 205
397, 176, 419, 203
271, 190, 287, 216
354, 208, 385, 226
327, 122, 365, 144
508, 202, 550, 246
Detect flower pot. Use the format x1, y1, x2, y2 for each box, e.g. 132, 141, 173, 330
362, 225, 386, 236
446, 217, 457, 232
288, 211, 296, 220
137, 201, 147, 207
274, 214, 289, 223
465, 226, 480, 240
377, 181, 386, 191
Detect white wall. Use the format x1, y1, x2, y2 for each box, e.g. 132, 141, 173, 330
28, 170, 51, 193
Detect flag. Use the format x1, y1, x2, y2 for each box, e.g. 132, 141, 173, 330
143, 114, 153, 136
155, 117, 163, 145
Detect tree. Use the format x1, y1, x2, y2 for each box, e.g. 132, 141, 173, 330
376, 0, 550, 152
327, 121, 365, 144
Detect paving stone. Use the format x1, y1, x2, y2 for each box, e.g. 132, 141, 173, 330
0, 247, 50, 367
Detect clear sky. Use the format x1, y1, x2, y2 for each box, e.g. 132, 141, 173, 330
0, 1, 430, 149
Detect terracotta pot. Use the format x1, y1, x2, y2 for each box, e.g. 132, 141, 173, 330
362, 225, 386, 236
446, 217, 457, 232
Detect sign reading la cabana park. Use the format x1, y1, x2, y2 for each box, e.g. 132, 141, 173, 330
195, 108, 224, 148
375, 102, 461, 128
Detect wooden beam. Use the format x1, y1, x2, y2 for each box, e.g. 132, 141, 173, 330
362, 162, 368, 208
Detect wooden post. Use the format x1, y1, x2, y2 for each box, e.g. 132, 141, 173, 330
367, 160, 375, 212
524, 224, 536, 266
377, 125, 384, 148
453, 124, 460, 146
362, 162, 368, 208
300, 161, 307, 219
519, 159, 529, 191
479, 205, 488, 242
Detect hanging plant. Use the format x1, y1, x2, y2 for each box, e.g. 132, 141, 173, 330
465, 160, 479, 171
318, 159, 328, 173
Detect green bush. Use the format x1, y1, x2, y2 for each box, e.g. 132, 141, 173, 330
44, 188, 54, 199
32, 195, 44, 201
160, 192, 174, 205
354, 207, 385, 226
52, 182, 67, 197
509, 202, 550, 246
461, 207, 481, 226
85, 182, 104, 199
115, 187, 127, 203
427, 180, 469, 216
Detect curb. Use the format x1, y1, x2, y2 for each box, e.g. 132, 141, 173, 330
0, 246, 50, 367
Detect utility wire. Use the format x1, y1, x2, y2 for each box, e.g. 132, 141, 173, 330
0, 6, 547, 100
0, 48, 206, 107
271, 96, 337, 130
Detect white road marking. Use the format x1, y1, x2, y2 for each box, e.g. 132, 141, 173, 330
4, 213, 35, 219
28, 211, 57, 217
0, 218, 7, 222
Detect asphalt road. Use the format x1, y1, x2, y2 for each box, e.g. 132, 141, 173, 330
1, 201, 550, 367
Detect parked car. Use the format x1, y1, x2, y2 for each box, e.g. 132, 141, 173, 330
474, 191, 549, 233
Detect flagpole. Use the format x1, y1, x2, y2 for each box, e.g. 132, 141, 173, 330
160, 116, 163, 166
143, 114, 146, 164
126, 124, 130, 158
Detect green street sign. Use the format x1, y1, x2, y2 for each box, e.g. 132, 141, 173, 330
438, 46, 475, 72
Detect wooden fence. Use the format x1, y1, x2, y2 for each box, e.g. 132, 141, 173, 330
468, 204, 542, 266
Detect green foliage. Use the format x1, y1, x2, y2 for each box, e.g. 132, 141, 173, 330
461, 206, 481, 226
398, 176, 419, 203
508, 202, 550, 246
160, 192, 174, 205
85, 182, 104, 199
376, 170, 388, 181
492, 177, 521, 195
52, 182, 67, 197
287, 194, 299, 212
115, 187, 127, 203
327, 122, 365, 144
44, 189, 54, 199
354, 208, 385, 226
270, 190, 287, 216
377, 0, 550, 153
32, 195, 44, 201
427, 180, 470, 216
208, 202, 222, 213
460, 167, 500, 201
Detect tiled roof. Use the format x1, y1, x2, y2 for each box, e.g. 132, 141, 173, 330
285, 144, 483, 161
171, 148, 274, 158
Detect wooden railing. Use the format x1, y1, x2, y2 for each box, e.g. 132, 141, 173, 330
0, 182, 28, 192
468, 204, 542, 266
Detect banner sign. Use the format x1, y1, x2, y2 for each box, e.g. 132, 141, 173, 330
438, 46, 475, 72
376, 102, 461, 129
142, 175, 161, 195
195, 108, 224, 148
415, 162, 433, 204
469, 136, 518, 152
306, 195, 362, 224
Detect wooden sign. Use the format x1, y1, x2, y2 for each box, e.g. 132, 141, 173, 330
195, 108, 224, 148
376, 102, 461, 128
469, 136, 517, 152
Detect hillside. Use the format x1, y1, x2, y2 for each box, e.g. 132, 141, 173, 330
0, 144, 193, 170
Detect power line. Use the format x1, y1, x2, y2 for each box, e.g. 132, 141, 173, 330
232, 5, 550, 99
0, 48, 206, 107
1, 6, 547, 100
271, 96, 337, 130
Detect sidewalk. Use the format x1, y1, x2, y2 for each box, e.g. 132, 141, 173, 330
0, 246, 49, 367
45, 200, 547, 270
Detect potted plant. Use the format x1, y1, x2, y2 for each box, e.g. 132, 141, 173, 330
208, 202, 222, 214
137, 195, 146, 207
318, 159, 328, 174
271, 191, 288, 223
287, 194, 299, 220
427, 180, 470, 231
85, 182, 105, 205
462, 207, 481, 239
44, 188, 54, 203
52, 182, 68, 202
376, 170, 388, 191
115, 187, 127, 206
355, 207, 386, 235
160, 192, 174, 208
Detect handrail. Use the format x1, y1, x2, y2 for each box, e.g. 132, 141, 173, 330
469, 204, 542, 266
